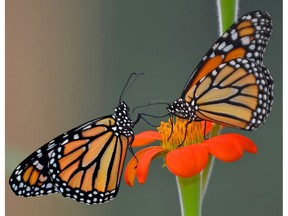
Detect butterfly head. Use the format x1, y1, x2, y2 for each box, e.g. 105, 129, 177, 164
167, 98, 195, 120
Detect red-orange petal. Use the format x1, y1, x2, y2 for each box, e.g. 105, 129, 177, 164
136, 146, 164, 184
124, 146, 163, 186
232, 134, 258, 154
205, 133, 257, 162
166, 144, 209, 177
132, 131, 162, 147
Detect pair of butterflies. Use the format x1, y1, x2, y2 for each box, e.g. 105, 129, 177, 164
9, 11, 274, 205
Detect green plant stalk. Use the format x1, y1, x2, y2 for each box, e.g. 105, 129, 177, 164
201, 123, 222, 197
218, 0, 238, 33
201, 156, 215, 198
201, 0, 239, 201
176, 1, 239, 215
176, 175, 201, 216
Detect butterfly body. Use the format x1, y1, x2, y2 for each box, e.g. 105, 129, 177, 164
168, 11, 274, 130
10, 101, 135, 204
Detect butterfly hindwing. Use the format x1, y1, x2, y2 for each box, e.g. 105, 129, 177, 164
9, 139, 59, 197
8, 121, 98, 198
192, 58, 271, 130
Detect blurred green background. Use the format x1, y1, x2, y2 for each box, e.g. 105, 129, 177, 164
6, 0, 282, 216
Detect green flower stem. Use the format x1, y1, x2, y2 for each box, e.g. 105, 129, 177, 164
210, 123, 222, 138
176, 2, 239, 215
201, 0, 239, 201
176, 175, 201, 216
201, 156, 215, 198
217, 0, 239, 33
201, 123, 222, 196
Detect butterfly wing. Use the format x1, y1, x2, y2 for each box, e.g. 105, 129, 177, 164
182, 11, 272, 100
190, 58, 271, 130
10, 112, 133, 204
9, 140, 58, 197
49, 116, 133, 204
9, 118, 105, 197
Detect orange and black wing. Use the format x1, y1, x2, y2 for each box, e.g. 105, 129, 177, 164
49, 116, 133, 204
9, 114, 133, 204
9, 141, 58, 197
182, 11, 272, 100
191, 58, 271, 130
9, 118, 102, 197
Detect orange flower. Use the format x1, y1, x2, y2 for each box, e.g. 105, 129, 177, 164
125, 118, 257, 186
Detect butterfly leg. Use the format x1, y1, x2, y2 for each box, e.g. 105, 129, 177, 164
176, 120, 193, 147
167, 115, 174, 141
134, 112, 170, 127
203, 121, 208, 140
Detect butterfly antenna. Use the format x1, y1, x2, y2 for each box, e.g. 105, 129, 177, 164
119, 72, 144, 103
132, 100, 170, 113
119, 72, 136, 103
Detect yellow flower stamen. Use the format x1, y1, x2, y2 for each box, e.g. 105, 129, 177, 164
157, 117, 205, 151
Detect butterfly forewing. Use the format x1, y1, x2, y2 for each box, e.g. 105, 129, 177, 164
49, 116, 132, 204
182, 11, 272, 99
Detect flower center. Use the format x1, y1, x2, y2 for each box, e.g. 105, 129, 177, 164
157, 117, 204, 151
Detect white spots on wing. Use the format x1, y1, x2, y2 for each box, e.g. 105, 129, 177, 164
50, 158, 55, 165
83, 125, 92, 130
210, 52, 215, 58
36, 163, 44, 170
223, 44, 233, 52
241, 36, 250, 45
231, 32, 238, 40
218, 41, 226, 50
73, 134, 79, 140
62, 139, 68, 145
246, 52, 252, 58
219, 63, 226, 69
46, 183, 53, 189
212, 42, 219, 50
242, 59, 248, 64
222, 32, 228, 38
229, 60, 236, 66
19, 182, 24, 188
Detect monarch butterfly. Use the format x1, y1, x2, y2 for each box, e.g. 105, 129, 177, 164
9, 73, 141, 204
168, 11, 273, 130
